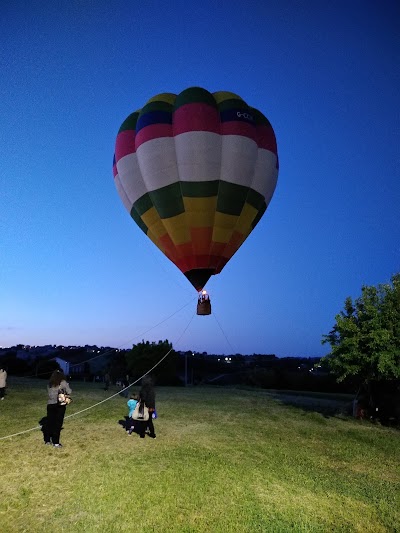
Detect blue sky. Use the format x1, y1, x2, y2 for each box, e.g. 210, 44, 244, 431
1, 1, 399, 356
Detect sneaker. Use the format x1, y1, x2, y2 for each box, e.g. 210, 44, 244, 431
53, 443, 63, 448
45, 441, 52, 445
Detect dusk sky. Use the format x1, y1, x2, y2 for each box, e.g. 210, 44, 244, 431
1, 1, 399, 357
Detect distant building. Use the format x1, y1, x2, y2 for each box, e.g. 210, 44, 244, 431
52, 357, 70, 375
51, 353, 87, 377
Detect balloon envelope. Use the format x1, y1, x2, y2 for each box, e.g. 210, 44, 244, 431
113, 87, 278, 291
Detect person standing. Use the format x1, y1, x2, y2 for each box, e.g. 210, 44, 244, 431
123, 374, 130, 397
104, 372, 111, 391
43, 369, 72, 447
139, 376, 156, 439
0, 367, 7, 400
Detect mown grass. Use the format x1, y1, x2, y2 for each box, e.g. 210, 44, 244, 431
0, 379, 399, 532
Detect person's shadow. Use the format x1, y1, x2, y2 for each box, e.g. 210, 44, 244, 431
118, 416, 130, 431
39, 416, 64, 442
118, 416, 141, 434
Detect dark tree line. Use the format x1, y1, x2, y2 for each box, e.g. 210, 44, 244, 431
322, 273, 400, 424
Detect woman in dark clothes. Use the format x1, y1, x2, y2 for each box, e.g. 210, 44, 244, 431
139, 376, 156, 438
43, 369, 72, 447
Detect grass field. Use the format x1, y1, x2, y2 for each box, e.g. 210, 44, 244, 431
0, 379, 399, 532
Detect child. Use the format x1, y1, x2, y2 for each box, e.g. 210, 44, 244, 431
126, 393, 138, 435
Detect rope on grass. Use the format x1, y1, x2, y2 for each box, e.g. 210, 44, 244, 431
0, 312, 196, 441
0, 425, 44, 440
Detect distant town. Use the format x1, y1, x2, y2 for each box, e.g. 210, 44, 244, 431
0, 344, 130, 377
0, 343, 332, 392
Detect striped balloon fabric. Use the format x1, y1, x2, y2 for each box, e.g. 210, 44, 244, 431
113, 87, 278, 291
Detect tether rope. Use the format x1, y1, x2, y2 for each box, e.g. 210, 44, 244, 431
69, 296, 196, 367
0, 312, 196, 441
10, 296, 196, 379
212, 311, 237, 354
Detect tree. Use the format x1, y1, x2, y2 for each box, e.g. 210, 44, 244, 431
321, 273, 400, 384
0, 353, 31, 375
125, 340, 179, 385
36, 358, 61, 379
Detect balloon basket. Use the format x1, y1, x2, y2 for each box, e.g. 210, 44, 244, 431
197, 299, 211, 315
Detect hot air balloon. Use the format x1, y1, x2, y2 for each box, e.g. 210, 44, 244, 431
113, 87, 278, 314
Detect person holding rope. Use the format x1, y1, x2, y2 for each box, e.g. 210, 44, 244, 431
43, 369, 72, 448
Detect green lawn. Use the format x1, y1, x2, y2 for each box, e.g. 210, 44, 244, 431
0, 380, 399, 532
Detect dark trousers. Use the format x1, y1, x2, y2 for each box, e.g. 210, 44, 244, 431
126, 417, 136, 431
43, 404, 66, 444
0, 387, 5, 398
139, 415, 155, 438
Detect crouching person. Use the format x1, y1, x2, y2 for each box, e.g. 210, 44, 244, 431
126, 393, 138, 435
